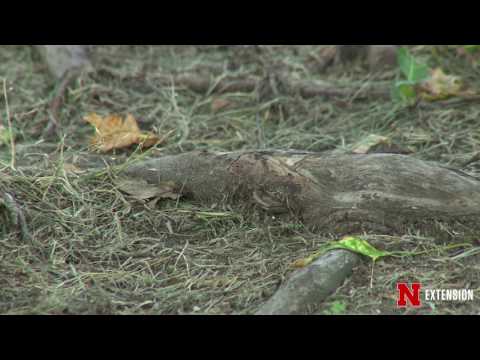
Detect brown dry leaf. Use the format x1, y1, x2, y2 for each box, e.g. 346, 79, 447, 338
85, 113, 160, 152
291, 258, 310, 268
352, 134, 413, 155
211, 98, 232, 113
352, 135, 390, 154
62, 163, 87, 175
419, 68, 465, 101
115, 178, 181, 202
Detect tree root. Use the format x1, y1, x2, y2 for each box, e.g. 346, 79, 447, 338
156, 73, 392, 101
255, 249, 360, 315
121, 150, 480, 237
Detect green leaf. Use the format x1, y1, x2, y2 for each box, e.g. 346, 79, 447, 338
292, 237, 390, 268
397, 47, 430, 82
392, 80, 417, 103
0, 126, 13, 146
324, 301, 347, 315
331, 236, 390, 261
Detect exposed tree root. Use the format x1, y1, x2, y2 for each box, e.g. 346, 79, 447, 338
157, 73, 392, 101
255, 249, 360, 315
121, 150, 480, 238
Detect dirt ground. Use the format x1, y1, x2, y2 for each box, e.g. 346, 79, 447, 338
0, 45, 479, 315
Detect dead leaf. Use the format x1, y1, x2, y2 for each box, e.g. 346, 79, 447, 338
291, 258, 311, 268
115, 178, 181, 202
419, 68, 464, 101
352, 134, 413, 155
62, 163, 87, 175
85, 113, 160, 152
352, 135, 390, 154
211, 98, 232, 113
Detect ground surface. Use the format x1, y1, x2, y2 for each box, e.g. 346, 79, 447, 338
0, 45, 479, 315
